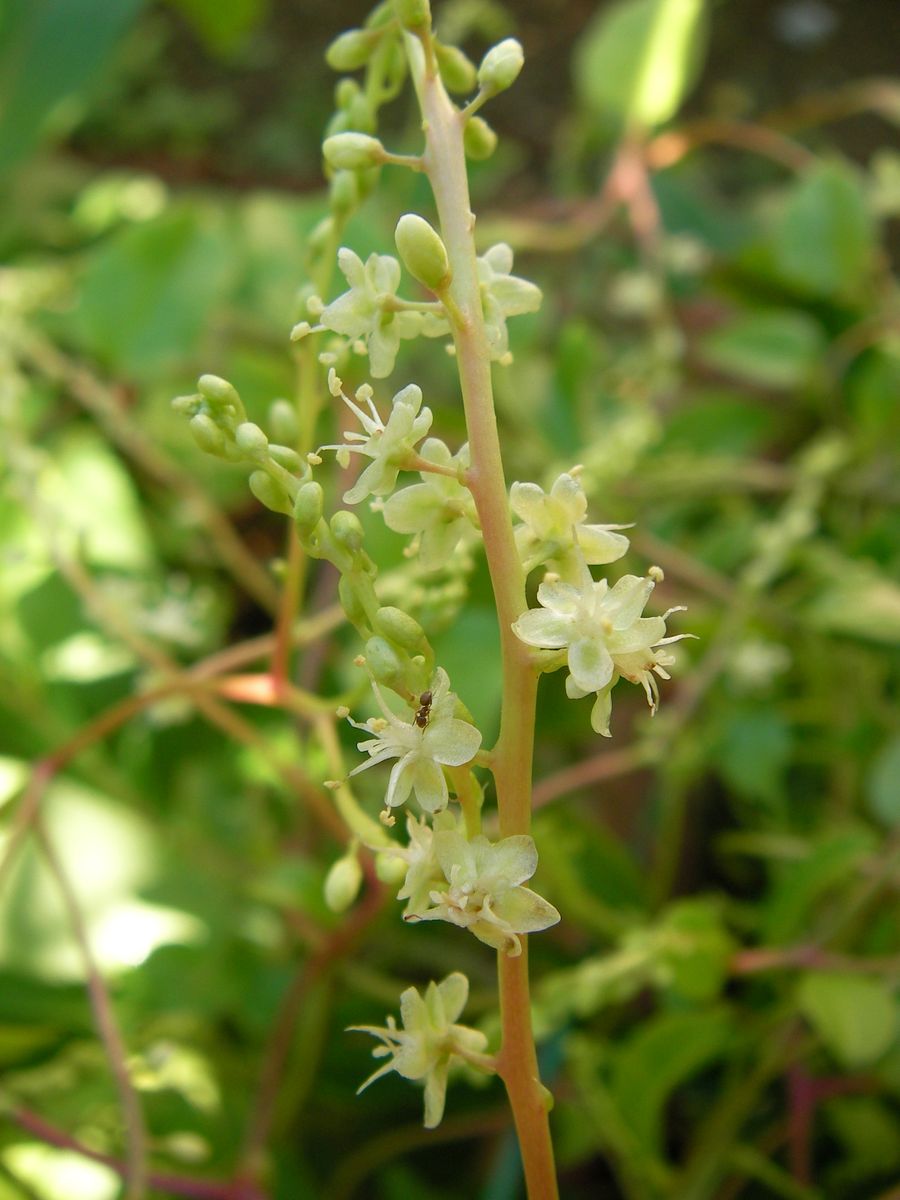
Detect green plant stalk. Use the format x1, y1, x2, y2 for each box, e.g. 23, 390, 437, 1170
407, 34, 559, 1199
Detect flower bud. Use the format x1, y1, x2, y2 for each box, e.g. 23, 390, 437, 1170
395, 214, 451, 292
268, 398, 298, 444
435, 41, 477, 93
393, 0, 430, 30
338, 574, 369, 627
293, 481, 324, 532
268, 444, 304, 471
322, 133, 386, 171
198, 374, 241, 408
477, 38, 524, 95
365, 636, 404, 685
375, 606, 426, 651
249, 470, 293, 515
235, 422, 269, 458
375, 853, 407, 886
464, 116, 498, 161
189, 413, 228, 457
324, 849, 363, 913
325, 29, 375, 72
330, 169, 360, 216
172, 393, 202, 416
330, 510, 365, 551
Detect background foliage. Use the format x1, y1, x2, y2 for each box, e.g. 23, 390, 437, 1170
1, 1, 899, 1197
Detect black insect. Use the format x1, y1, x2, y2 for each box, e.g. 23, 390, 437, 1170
414, 690, 433, 728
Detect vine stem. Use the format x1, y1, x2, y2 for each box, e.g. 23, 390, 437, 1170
407, 32, 559, 1199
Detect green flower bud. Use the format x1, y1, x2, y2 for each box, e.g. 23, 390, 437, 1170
188, 413, 229, 457
393, 0, 430, 30
268, 398, 299, 445
330, 169, 360, 215
235, 422, 269, 458
293, 481, 324, 532
268, 444, 304, 471
331, 510, 365, 551
324, 849, 363, 913
375, 852, 407, 886
322, 133, 386, 171
325, 29, 375, 72
249, 470, 293, 515
172, 393, 202, 416
435, 41, 477, 94
365, 635, 403, 685
338, 574, 370, 628
477, 38, 524, 95
395, 214, 451, 292
198, 374, 240, 408
335, 78, 360, 110
375, 606, 426, 651
464, 115, 498, 161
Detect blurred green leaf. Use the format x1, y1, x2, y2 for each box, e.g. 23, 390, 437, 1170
574, 0, 709, 129
797, 973, 898, 1068
714, 706, 792, 805
802, 550, 900, 645
611, 1008, 735, 1156
867, 737, 900, 827
73, 205, 232, 377
0, 0, 144, 171
699, 310, 825, 389
773, 162, 874, 299
163, 0, 268, 56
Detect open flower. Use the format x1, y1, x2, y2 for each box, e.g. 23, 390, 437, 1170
380, 810, 458, 918
350, 972, 491, 1128
321, 381, 432, 504
511, 472, 630, 578
347, 668, 481, 814
512, 565, 689, 735
317, 249, 422, 377
382, 438, 478, 569
476, 243, 542, 362
413, 830, 560, 956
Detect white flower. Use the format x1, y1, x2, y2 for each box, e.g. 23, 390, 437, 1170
382, 439, 478, 569
350, 972, 490, 1128
320, 382, 432, 505
379, 810, 458, 918
512, 565, 689, 736
318, 249, 422, 378
347, 668, 481, 814
476, 243, 542, 361
510, 472, 630, 578
413, 830, 560, 956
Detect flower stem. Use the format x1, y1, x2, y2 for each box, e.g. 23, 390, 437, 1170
407, 34, 558, 1199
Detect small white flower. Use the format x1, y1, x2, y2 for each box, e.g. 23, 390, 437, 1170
383, 439, 478, 569
414, 830, 560, 956
350, 972, 490, 1128
512, 563, 689, 735
320, 382, 433, 505
347, 668, 482, 814
318, 248, 422, 377
510, 472, 630, 578
476, 243, 542, 361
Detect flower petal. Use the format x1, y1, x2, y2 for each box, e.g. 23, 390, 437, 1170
568, 635, 614, 693
437, 971, 469, 1024
423, 1057, 449, 1128
484, 835, 538, 890
512, 608, 574, 649
492, 886, 561, 933
423, 717, 481, 767
410, 756, 449, 813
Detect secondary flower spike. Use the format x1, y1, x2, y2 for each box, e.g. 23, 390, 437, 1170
349, 971, 490, 1129
346, 668, 482, 813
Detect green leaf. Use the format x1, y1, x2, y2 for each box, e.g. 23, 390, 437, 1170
654, 899, 736, 1002
164, 0, 268, 55
0, 0, 144, 171
574, 0, 709, 130
714, 706, 792, 805
611, 1008, 736, 1156
773, 162, 874, 298
867, 737, 900, 827
802, 551, 900, 645
762, 827, 876, 945
699, 310, 825, 389
74, 205, 232, 377
797, 973, 898, 1068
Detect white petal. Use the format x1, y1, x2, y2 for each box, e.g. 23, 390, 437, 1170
436, 971, 469, 1024
424, 717, 481, 767
411, 757, 449, 813
535, 579, 582, 615
485, 835, 538, 889
568, 636, 614, 693
385, 756, 416, 808
492, 886, 560, 933
604, 575, 654, 629
512, 608, 573, 649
